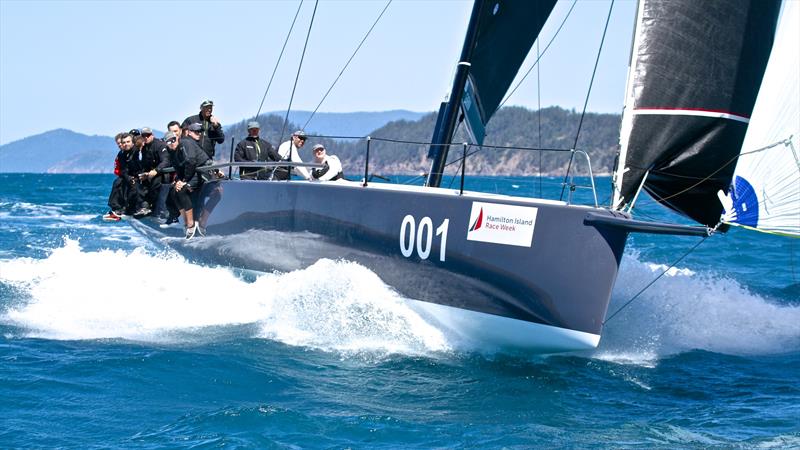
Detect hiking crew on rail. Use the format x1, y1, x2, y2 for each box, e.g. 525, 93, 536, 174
103, 99, 346, 239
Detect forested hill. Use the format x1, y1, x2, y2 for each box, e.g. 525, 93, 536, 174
224, 106, 622, 177
0, 107, 621, 175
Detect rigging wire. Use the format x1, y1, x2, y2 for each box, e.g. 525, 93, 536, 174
495, 0, 578, 113
302, 0, 393, 130
537, 34, 542, 198
254, 0, 305, 120
603, 234, 711, 324
560, 0, 615, 201
279, 0, 319, 145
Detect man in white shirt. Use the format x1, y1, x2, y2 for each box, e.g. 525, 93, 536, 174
310, 144, 344, 181
276, 130, 311, 180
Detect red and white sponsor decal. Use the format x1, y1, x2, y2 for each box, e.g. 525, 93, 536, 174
466, 202, 538, 247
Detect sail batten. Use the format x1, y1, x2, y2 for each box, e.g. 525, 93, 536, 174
612, 0, 782, 227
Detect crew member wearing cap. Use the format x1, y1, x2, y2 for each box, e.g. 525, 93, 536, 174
310, 144, 344, 181
161, 131, 182, 226
181, 100, 225, 159
117, 132, 150, 217
234, 121, 280, 180
276, 130, 311, 180
170, 123, 211, 238
139, 127, 170, 216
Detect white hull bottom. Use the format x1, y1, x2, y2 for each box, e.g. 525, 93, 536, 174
406, 299, 601, 354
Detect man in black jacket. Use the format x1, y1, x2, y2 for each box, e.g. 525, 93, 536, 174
181, 99, 224, 159
117, 132, 150, 217
234, 121, 280, 180
139, 127, 170, 216
169, 123, 211, 238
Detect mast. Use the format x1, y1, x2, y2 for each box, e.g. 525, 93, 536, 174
425, 0, 486, 188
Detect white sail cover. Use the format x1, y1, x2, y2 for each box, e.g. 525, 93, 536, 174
719, 1, 800, 237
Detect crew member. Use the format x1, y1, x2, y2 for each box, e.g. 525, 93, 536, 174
182, 100, 224, 159
234, 121, 280, 180
104, 132, 127, 219
118, 132, 150, 217
139, 127, 169, 216
310, 144, 344, 181
169, 123, 211, 238
276, 130, 311, 180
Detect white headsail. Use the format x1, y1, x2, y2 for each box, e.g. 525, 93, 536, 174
719, 1, 800, 237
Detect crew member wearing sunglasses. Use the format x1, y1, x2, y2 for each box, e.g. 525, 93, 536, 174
275, 130, 312, 180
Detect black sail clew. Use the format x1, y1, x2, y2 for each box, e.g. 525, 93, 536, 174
615, 0, 781, 227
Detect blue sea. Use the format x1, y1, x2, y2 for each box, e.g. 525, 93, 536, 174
1, 173, 798, 448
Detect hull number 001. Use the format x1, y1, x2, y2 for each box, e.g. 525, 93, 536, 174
399, 215, 449, 261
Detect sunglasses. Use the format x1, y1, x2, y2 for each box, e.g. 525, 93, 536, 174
166, 138, 177, 144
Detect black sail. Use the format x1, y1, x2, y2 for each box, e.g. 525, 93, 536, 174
427, 0, 556, 186
462, 0, 557, 144
613, 0, 781, 227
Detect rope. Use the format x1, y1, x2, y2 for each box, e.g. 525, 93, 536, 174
604, 234, 710, 324
279, 0, 319, 146
560, 0, 614, 201
302, 0, 392, 130
254, 0, 305, 119
637, 139, 791, 207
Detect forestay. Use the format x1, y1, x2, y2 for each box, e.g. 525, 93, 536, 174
719, 1, 800, 237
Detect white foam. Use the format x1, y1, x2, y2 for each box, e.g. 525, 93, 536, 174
1, 201, 65, 218
595, 251, 800, 361
0, 239, 450, 357
2, 239, 796, 360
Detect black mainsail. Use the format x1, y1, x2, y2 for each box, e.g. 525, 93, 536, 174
612, 0, 782, 227
426, 0, 556, 187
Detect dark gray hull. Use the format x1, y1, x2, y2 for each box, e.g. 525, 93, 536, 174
131, 179, 631, 353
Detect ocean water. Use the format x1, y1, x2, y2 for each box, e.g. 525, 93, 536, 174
1, 173, 798, 448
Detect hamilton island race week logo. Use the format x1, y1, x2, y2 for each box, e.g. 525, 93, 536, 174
466, 202, 538, 247
469, 207, 484, 231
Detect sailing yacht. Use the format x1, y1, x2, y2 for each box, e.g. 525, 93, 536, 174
131, 0, 798, 353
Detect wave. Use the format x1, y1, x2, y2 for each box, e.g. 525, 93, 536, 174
595, 250, 800, 362
1, 240, 796, 360
0, 239, 450, 357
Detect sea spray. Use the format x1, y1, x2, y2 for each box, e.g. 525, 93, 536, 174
0, 239, 450, 356
596, 251, 800, 360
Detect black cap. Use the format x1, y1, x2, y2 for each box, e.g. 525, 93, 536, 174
187, 123, 203, 132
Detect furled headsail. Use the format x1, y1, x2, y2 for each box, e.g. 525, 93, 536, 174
719, 0, 800, 237
612, 0, 782, 228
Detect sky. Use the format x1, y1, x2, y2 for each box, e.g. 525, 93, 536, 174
0, 0, 636, 145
